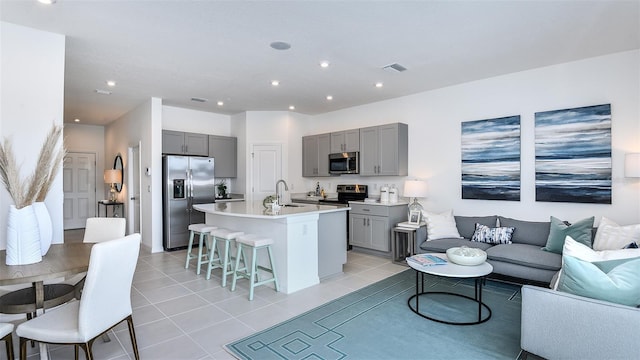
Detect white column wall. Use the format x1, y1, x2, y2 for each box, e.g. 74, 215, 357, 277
0, 22, 65, 249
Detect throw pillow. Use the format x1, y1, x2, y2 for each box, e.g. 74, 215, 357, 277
551, 236, 640, 290
557, 255, 640, 307
423, 210, 462, 241
593, 217, 640, 251
470, 223, 514, 244
542, 216, 594, 254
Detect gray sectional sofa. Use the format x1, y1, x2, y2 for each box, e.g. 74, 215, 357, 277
416, 215, 584, 285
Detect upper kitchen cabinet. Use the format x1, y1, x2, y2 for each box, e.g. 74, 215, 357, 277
359, 123, 408, 176
330, 129, 360, 153
208, 135, 237, 178
162, 130, 208, 156
302, 133, 331, 177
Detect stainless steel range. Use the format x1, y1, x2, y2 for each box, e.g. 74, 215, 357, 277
319, 184, 368, 250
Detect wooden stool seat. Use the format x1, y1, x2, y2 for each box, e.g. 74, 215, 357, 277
207, 229, 245, 286
185, 224, 218, 275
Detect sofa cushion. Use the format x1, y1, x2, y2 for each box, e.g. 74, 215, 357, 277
486, 243, 561, 271
423, 210, 462, 240
593, 217, 640, 251
420, 238, 493, 253
471, 223, 514, 244
558, 255, 640, 307
497, 216, 550, 247
454, 215, 497, 239
543, 216, 594, 254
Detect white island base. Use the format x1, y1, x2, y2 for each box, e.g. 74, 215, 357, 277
194, 202, 348, 294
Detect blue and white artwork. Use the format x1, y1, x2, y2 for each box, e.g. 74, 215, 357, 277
535, 104, 611, 204
461, 116, 521, 201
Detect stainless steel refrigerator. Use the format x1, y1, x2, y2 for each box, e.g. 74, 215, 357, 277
162, 155, 215, 250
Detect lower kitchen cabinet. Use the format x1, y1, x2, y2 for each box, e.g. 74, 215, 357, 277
349, 203, 407, 254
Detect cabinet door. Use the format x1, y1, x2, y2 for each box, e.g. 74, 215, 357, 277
369, 216, 390, 251
359, 126, 379, 176
162, 130, 185, 155
349, 213, 369, 247
184, 132, 209, 156
330, 132, 345, 153
377, 124, 399, 175
317, 133, 331, 177
302, 135, 319, 177
209, 135, 237, 178
344, 129, 360, 152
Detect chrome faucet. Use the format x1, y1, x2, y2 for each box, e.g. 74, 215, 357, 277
275, 179, 289, 205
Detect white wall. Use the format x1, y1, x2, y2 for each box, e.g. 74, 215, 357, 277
105, 98, 163, 252
63, 123, 106, 203
305, 50, 640, 225
0, 22, 65, 249
162, 105, 231, 135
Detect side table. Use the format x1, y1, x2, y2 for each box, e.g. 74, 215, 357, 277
98, 200, 124, 217
391, 223, 426, 264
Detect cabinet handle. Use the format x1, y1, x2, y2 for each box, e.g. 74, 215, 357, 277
363, 218, 366, 226
367, 218, 370, 226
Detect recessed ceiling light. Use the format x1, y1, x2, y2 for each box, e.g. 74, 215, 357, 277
270, 41, 291, 50
289, 105, 295, 110
271, 80, 280, 86
38, 0, 56, 4
217, 101, 224, 106
106, 80, 116, 87
320, 61, 330, 68
74, 118, 80, 123
326, 95, 333, 101
375, 82, 384, 88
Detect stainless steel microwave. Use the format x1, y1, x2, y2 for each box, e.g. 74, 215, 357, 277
329, 152, 359, 174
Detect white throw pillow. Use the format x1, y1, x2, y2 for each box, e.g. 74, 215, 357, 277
551, 236, 640, 289
593, 217, 640, 251
423, 210, 462, 241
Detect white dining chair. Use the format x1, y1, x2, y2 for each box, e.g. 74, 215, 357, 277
0, 322, 14, 360
16, 234, 141, 360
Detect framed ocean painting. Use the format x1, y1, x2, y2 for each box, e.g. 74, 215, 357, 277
461, 115, 521, 201
535, 104, 611, 204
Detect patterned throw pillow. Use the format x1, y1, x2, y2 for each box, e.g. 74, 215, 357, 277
471, 223, 515, 244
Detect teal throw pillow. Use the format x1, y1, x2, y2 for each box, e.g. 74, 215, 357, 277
557, 255, 640, 307
542, 216, 594, 254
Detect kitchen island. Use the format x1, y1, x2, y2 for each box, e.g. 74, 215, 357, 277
193, 202, 349, 294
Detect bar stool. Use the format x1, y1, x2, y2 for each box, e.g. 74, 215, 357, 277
231, 234, 279, 300
206, 228, 245, 286
185, 224, 217, 275
0, 322, 14, 360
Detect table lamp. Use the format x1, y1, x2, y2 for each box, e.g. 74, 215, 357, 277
104, 169, 122, 202
625, 153, 640, 178
403, 180, 428, 213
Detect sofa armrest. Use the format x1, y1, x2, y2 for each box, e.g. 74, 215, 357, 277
521, 285, 639, 360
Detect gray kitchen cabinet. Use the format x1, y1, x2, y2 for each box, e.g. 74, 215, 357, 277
359, 123, 408, 176
208, 135, 237, 178
349, 203, 407, 254
162, 130, 208, 156
330, 129, 360, 153
302, 133, 331, 177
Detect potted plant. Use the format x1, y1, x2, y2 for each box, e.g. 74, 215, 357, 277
216, 179, 228, 199
0, 125, 65, 264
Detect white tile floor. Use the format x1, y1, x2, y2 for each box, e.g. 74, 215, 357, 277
1, 231, 406, 360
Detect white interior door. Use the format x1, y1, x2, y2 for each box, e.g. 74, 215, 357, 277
251, 144, 282, 202
128, 143, 142, 236
63, 152, 96, 229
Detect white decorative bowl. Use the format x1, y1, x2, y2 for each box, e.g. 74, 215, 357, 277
446, 246, 487, 266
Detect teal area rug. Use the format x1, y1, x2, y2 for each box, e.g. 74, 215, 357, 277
226, 269, 523, 359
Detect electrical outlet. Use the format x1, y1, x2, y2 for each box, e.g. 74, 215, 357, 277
373, 183, 378, 190
290, 183, 295, 190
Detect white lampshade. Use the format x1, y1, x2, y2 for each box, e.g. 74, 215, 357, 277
403, 180, 428, 198
104, 169, 121, 184
625, 153, 640, 178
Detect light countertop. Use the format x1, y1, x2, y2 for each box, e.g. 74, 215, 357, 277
349, 200, 409, 206
193, 201, 349, 219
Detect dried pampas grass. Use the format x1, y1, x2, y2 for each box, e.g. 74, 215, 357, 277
0, 124, 66, 209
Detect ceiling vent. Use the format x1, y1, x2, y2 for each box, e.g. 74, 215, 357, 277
383, 63, 407, 73
94, 89, 112, 95
190, 97, 208, 103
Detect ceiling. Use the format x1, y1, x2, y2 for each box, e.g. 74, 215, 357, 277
1, 1, 638, 126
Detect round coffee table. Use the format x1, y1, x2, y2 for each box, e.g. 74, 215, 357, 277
407, 252, 493, 325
